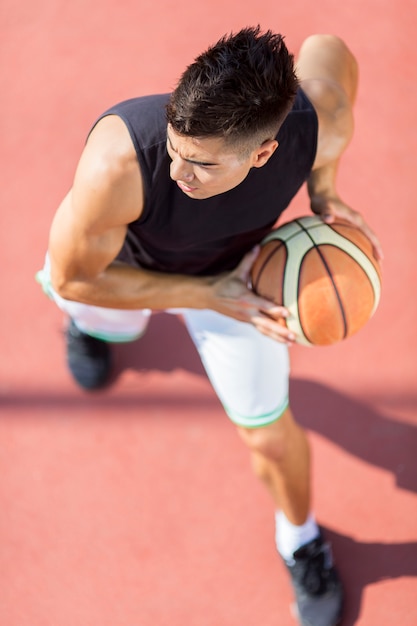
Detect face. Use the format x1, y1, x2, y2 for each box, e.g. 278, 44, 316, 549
166, 124, 278, 200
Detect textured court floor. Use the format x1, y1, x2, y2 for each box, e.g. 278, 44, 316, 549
1, 1, 416, 624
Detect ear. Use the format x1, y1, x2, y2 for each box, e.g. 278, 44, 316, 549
251, 139, 279, 168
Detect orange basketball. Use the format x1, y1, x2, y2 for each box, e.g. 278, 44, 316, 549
250, 216, 382, 346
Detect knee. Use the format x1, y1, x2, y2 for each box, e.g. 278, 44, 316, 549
236, 408, 295, 464
237, 426, 285, 463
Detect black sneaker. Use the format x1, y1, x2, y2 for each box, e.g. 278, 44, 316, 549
65, 320, 112, 390
284, 533, 343, 626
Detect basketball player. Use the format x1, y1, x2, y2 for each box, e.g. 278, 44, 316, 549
37, 27, 382, 626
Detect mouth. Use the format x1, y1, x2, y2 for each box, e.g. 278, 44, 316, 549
177, 181, 198, 193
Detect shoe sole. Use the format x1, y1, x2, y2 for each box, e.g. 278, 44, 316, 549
290, 602, 342, 626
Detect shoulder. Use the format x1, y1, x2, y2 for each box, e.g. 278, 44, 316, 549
83, 115, 139, 180
100, 94, 170, 150
73, 114, 145, 226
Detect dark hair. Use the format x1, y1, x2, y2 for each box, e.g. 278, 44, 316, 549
166, 26, 299, 155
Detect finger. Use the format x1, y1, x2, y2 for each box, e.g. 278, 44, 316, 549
259, 304, 290, 319
359, 224, 384, 262
320, 203, 357, 224
321, 212, 335, 223
347, 215, 384, 262
240, 291, 290, 318
319, 207, 384, 262
251, 313, 296, 344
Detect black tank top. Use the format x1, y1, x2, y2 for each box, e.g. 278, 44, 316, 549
98, 89, 317, 276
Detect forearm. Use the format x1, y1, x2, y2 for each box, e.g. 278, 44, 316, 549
307, 159, 340, 211
50, 248, 299, 344
51, 260, 213, 311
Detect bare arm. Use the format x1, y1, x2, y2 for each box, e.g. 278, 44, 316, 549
298, 35, 383, 260
49, 115, 293, 341
49, 115, 215, 310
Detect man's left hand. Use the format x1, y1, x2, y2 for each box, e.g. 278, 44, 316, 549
311, 194, 384, 262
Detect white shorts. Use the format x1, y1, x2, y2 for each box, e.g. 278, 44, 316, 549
37, 259, 290, 429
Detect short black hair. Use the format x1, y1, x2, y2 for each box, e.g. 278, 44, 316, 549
166, 26, 299, 154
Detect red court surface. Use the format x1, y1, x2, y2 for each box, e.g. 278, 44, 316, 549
1, 1, 416, 625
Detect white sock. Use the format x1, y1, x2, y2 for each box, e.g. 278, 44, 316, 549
275, 510, 319, 564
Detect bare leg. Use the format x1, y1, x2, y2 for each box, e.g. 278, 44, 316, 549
237, 406, 311, 525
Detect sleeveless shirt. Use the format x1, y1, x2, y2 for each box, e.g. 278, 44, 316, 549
98, 89, 317, 276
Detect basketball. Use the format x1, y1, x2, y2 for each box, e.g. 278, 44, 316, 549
250, 216, 382, 347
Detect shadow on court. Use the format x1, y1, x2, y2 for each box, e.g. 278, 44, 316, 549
290, 379, 417, 495
2, 312, 417, 499
113, 311, 417, 495
322, 527, 417, 626
1, 313, 416, 624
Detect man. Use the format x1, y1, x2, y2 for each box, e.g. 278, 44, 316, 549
37, 27, 382, 626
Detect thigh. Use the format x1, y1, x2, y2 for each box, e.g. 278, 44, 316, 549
182, 309, 290, 428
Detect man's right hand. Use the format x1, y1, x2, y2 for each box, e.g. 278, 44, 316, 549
204, 247, 296, 345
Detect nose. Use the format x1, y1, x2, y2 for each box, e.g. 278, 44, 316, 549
170, 156, 194, 182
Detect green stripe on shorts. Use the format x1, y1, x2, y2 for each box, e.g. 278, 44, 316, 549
81, 328, 146, 343
224, 398, 289, 428
35, 269, 54, 299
